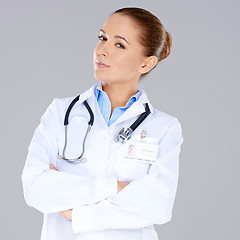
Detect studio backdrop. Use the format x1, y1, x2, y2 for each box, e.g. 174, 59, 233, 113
0, 0, 239, 239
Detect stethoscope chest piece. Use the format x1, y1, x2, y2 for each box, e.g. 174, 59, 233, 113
81, 158, 87, 162
58, 154, 87, 163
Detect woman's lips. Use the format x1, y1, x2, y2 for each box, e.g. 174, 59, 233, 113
95, 60, 110, 68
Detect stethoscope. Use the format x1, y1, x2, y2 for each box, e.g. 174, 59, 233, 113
58, 95, 150, 163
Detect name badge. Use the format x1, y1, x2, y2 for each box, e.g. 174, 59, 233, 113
123, 141, 159, 164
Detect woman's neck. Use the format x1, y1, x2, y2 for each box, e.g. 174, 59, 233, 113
102, 82, 138, 115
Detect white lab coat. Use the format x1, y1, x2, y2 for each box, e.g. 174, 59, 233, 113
22, 84, 183, 240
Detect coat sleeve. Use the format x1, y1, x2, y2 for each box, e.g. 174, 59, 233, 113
72, 118, 183, 233
21, 99, 117, 214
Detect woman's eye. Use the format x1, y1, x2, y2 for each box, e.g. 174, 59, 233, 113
97, 35, 125, 49
116, 43, 125, 49
98, 35, 107, 41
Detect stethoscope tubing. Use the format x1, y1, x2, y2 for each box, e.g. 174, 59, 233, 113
59, 95, 150, 163
58, 96, 94, 163
61, 124, 91, 163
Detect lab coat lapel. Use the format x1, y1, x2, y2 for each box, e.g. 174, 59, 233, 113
113, 102, 145, 126
78, 85, 96, 103
111, 90, 154, 126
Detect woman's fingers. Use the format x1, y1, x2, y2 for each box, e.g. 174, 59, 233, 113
50, 164, 58, 171
117, 181, 130, 193
60, 209, 72, 221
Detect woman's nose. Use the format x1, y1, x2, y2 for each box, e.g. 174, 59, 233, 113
97, 51, 106, 57
97, 49, 106, 57
97, 44, 108, 57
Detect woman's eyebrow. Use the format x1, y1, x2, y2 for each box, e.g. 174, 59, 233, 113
100, 29, 130, 45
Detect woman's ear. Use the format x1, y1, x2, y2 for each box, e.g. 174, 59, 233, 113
139, 56, 158, 74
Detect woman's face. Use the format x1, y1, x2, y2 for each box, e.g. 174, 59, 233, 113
93, 13, 147, 85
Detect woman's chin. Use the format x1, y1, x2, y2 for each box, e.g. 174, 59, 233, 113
94, 71, 112, 83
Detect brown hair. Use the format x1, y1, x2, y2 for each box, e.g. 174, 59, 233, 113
113, 7, 172, 76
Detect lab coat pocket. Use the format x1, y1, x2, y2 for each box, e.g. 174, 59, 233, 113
116, 135, 159, 181
116, 157, 150, 181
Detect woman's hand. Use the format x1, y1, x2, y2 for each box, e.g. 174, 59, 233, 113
117, 181, 130, 193
58, 182, 129, 221
50, 164, 128, 219
60, 209, 72, 221
50, 164, 73, 221
50, 164, 57, 171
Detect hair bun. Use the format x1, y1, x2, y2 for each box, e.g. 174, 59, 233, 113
159, 31, 172, 62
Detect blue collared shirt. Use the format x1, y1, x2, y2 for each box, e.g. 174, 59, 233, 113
94, 84, 142, 127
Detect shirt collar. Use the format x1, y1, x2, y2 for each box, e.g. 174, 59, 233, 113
78, 83, 154, 114
94, 83, 142, 109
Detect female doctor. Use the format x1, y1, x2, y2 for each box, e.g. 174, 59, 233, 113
22, 7, 183, 240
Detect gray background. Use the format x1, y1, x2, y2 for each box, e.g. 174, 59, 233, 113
0, 0, 239, 239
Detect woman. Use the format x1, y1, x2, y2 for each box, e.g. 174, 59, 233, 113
22, 7, 183, 240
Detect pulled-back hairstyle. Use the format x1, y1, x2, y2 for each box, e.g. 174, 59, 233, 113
113, 7, 172, 77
